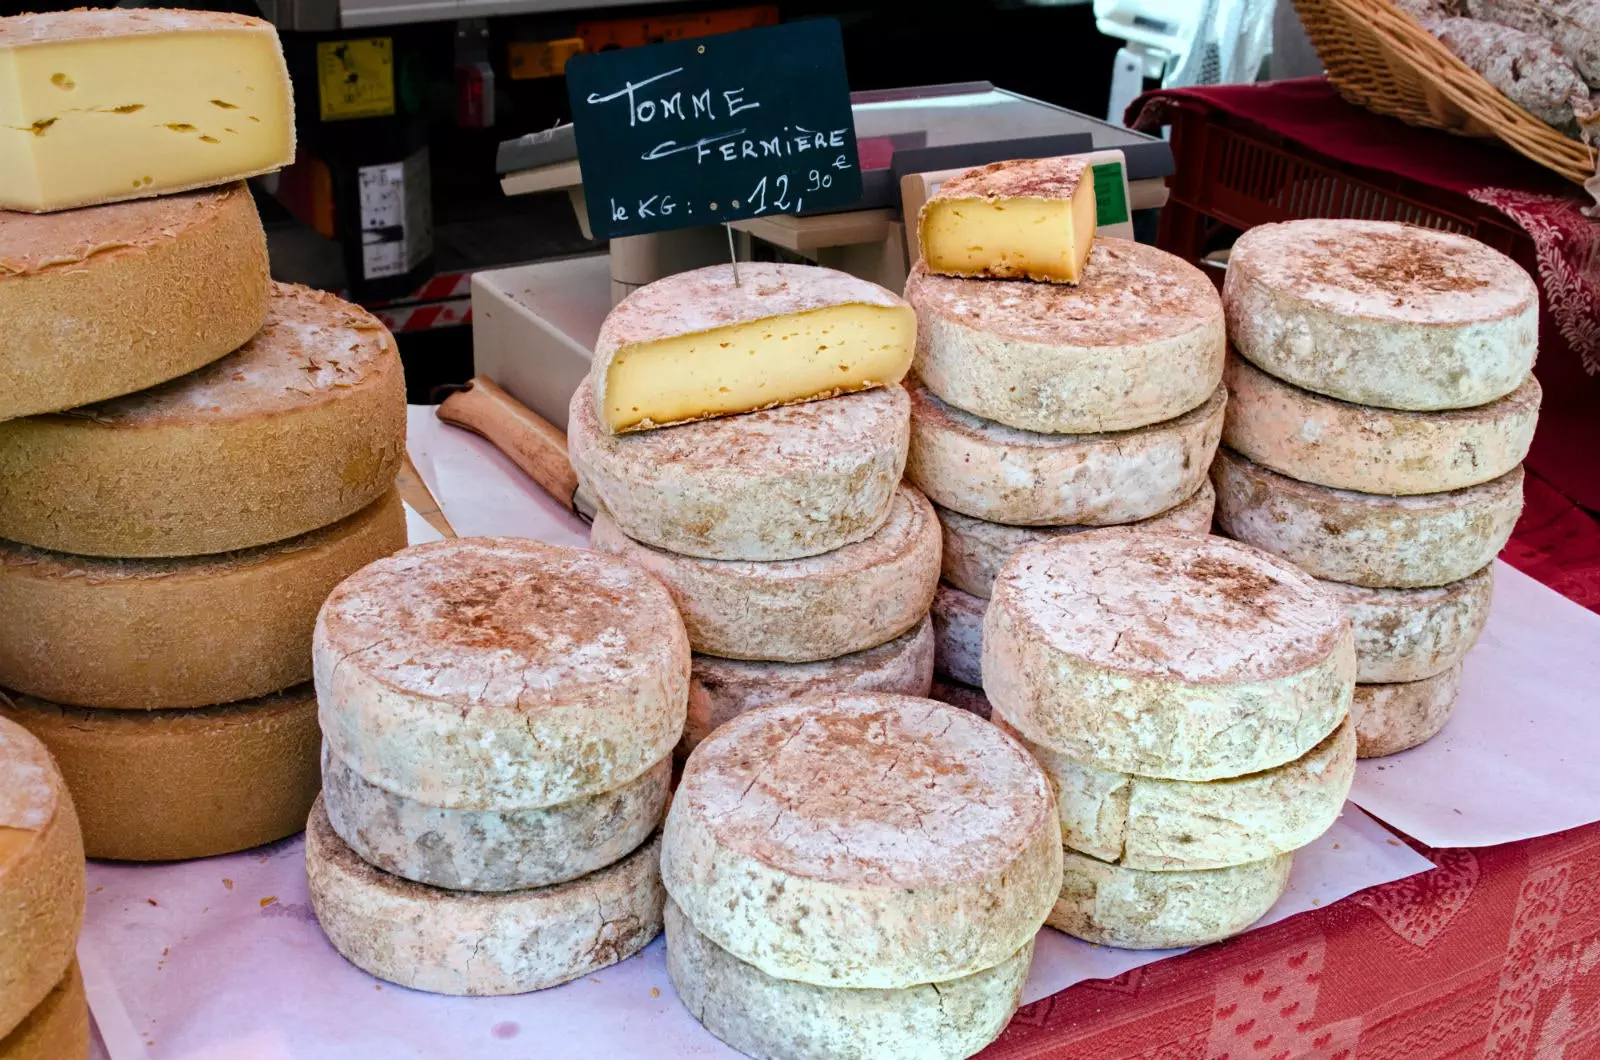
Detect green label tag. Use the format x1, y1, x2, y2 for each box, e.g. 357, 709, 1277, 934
1092, 162, 1129, 226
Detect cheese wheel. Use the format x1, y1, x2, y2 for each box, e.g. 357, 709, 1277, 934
589, 486, 941, 663
665, 898, 1030, 1060
662, 694, 1061, 989
322, 745, 671, 892
317, 538, 687, 811
937, 479, 1216, 599
684, 616, 934, 753
0, 717, 83, 1039
306, 798, 665, 995
907, 377, 1224, 527
1050, 850, 1292, 949
0, 282, 406, 557
0, 962, 87, 1060
0, 184, 270, 422
1352, 664, 1462, 758
0, 687, 318, 861
1223, 220, 1538, 411
1003, 718, 1355, 871
1212, 447, 1524, 588
569, 378, 908, 561
905, 241, 1225, 433
1222, 354, 1540, 495
0, 490, 407, 710
927, 679, 991, 718
985, 532, 1354, 781
931, 582, 985, 687
1321, 566, 1493, 683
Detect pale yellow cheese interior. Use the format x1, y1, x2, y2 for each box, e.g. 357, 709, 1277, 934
922, 179, 1097, 284
0, 31, 293, 211
603, 303, 915, 432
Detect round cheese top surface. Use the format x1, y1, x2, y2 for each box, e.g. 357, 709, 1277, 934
317, 537, 684, 712
1228, 220, 1535, 325
905, 239, 1220, 348
0, 715, 60, 873
0, 8, 272, 44
996, 532, 1348, 685
680, 694, 1054, 889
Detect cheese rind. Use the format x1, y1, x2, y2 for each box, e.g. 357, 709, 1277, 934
938, 480, 1216, 599
931, 582, 986, 688
1224, 220, 1538, 411
1212, 447, 1524, 588
1352, 665, 1462, 758
919, 156, 1097, 284
306, 799, 665, 996
0, 283, 406, 557
315, 538, 688, 810
0, 10, 294, 212
684, 617, 934, 753
593, 263, 914, 433
0, 490, 406, 710
589, 486, 941, 663
1223, 353, 1540, 495
665, 898, 1030, 1060
0, 962, 87, 1060
984, 532, 1354, 780
661, 695, 1061, 989
0, 688, 318, 861
569, 377, 908, 561
1049, 850, 1292, 949
907, 377, 1224, 526
905, 242, 1225, 433
0, 717, 83, 1041
0, 184, 270, 421
1320, 566, 1493, 683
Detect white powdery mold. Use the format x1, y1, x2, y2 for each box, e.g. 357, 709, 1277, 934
1320, 566, 1493, 683
931, 582, 985, 687
1351, 664, 1463, 758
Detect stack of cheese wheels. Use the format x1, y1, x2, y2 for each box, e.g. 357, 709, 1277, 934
571, 262, 940, 754
904, 157, 1226, 695
306, 538, 687, 994
1215, 220, 1537, 757
984, 532, 1357, 949
662, 693, 1061, 1060
1, 717, 88, 1060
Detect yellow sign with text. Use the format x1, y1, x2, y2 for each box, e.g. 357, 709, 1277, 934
317, 38, 395, 121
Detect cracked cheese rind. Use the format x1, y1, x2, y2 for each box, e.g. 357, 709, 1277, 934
985, 532, 1354, 781
931, 582, 985, 688
907, 377, 1224, 526
1049, 850, 1292, 949
938, 480, 1215, 599
0, 10, 294, 212
665, 898, 1030, 1060
306, 798, 664, 995
0, 282, 406, 557
322, 745, 671, 892
0, 961, 87, 1060
315, 538, 688, 811
905, 241, 1225, 434
0, 183, 269, 421
1, 687, 317, 862
918, 156, 1096, 284
589, 485, 941, 663
684, 617, 934, 754
0, 489, 406, 710
0, 717, 83, 1040
569, 377, 908, 561
1222, 353, 1540, 495
662, 695, 1060, 989
1212, 447, 1524, 588
1224, 220, 1537, 411
1352, 665, 1462, 758
1003, 718, 1354, 871
1320, 566, 1493, 683
592, 263, 914, 434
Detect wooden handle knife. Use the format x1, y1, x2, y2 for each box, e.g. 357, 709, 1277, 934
435, 376, 596, 521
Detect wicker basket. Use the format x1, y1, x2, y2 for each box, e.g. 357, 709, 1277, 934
1293, 0, 1596, 184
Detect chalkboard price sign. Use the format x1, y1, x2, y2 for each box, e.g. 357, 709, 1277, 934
564, 20, 862, 240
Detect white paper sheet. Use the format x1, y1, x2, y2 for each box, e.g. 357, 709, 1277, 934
401, 501, 445, 546
1348, 559, 1600, 848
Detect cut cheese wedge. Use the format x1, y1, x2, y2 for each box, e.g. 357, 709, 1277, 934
919, 156, 1096, 284
1320, 566, 1492, 684
0, 9, 295, 212
1352, 665, 1462, 758
0, 962, 87, 1060
592, 263, 914, 433
931, 582, 985, 688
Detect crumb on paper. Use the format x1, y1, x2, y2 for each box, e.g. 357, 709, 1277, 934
92, 886, 104, 895
222, 878, 233, 890
591, 978, 602, 984
651, 987, 660, 998
1387, 839, 1401, 846
260, 896, 278, 908
1311, 898, 1322, 906
147, 898, 158, 906
162, 947, 169, 957
1333, 844, 1341, 850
